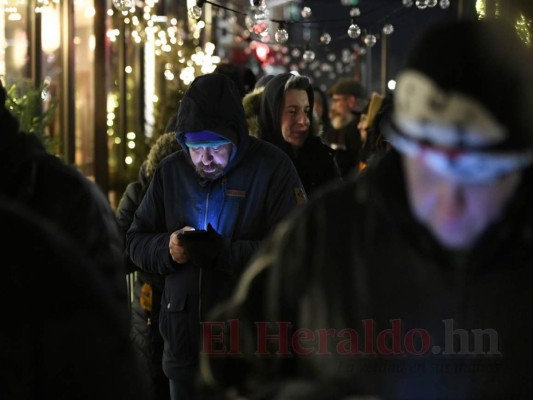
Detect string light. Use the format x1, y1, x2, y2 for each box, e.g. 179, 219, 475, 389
382, 24, 394, 35
348, 19, 361, 39
302, 47, 316, 62
350, 7, 361, 17
363, 34, 377, 47
246, 5, 270, 34
301, 6, 312, 19
416, 0, 428, 9
275, 22, 289, 43
320, 32, 332, 45
188, 5, 203, 20
113, 0, 135, 13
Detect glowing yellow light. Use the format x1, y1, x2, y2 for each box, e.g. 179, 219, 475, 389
8, 13, 22, 21
107, 129, 114, 136
128, 141, 136, 149
84, 7, 95, 18
41, 6, 61, 54
125, 66, 133, 74
516, 14, 532, 47
127, 131, 136, 140
115, 137, 122, 144
125, 156, 133, 165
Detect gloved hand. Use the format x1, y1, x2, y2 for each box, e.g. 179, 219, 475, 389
178, 223, 229, 269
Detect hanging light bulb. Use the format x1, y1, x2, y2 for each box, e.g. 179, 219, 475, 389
416, 0, 428, 9
364, 34, 377, 47
382, 24, 394, 35
347, 23, 361, 39
320, 32, 332, 45
188, 5, 203, 20
439, 0, 450, 9
303, 49, 316, 62
350, 7, 361, 17
245, 6, 270, 35
250, 0, 266, 10
402, 0, 414, 7
427, 0, 438, 7
301, 6, 312, 19
275, 23, 288, 43
112, 0, 135, 12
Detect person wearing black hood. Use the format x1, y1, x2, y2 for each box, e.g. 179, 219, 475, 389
201, 20, 533, 399
116, 120, 181, 400
259, 72, 341, 196
0, 80, 149, 399
127, 73, 305, 400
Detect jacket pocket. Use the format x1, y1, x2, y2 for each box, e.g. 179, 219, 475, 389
160, 291, 193, 366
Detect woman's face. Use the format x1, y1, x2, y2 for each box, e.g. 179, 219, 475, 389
280, 89, 310, 150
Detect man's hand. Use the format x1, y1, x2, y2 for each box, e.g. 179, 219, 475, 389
178, 224, 229, 269
169, 226, 195, 264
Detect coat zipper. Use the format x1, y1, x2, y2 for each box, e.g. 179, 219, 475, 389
198, 190, 210, 320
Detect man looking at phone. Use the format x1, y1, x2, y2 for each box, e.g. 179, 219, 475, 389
127, 73, 305, 400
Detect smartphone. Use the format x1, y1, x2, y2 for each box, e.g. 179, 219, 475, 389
178, 229, 208, 240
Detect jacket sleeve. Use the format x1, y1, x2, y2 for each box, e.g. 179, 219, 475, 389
116, 181, 143, 274
127, 169, 177, 276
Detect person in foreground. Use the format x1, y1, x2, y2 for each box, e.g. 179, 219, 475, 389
127, 73, 305, 400
201, 19, 533, 400
0, 80, 148, 399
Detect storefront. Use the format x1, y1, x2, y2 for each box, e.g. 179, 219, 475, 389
0, 0, 529, 206
0, 0, 220, 206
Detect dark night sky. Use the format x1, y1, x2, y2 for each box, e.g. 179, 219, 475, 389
293, 0, 474, 93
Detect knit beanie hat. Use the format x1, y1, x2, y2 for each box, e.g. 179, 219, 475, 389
388, 19, 533, 183
176, 73, 244, 147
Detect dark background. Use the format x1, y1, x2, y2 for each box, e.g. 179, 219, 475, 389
293, 0, 475, 94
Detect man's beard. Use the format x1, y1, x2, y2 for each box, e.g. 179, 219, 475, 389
194, 162, 225, 180
331, 112, 355, 130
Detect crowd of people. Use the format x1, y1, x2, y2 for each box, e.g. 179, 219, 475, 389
2, 17, 532, 400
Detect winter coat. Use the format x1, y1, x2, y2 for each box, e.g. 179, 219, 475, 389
127, 73, 305, 380
116, 132, 180, 400
0, 100, 126, 307
0, 86, 147, 399
1, 198, 152, 400
203, 151, 533, 399
117, 172, 168, 399
258, 73, 341, 196
323, 116, 363, 178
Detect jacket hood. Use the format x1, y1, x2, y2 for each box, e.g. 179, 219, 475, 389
259, 73, 315, 153
242, 87, 263, 139
144, 132, 181, 178
175, 73, 249, 151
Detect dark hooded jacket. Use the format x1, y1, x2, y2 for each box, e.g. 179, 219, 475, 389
259, 73, 341, 197
0, 84, 126, 307
0, 84, 147, 398
202, 151, 533, 399
127, 73, 305, 380
116, 132, 180, 400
